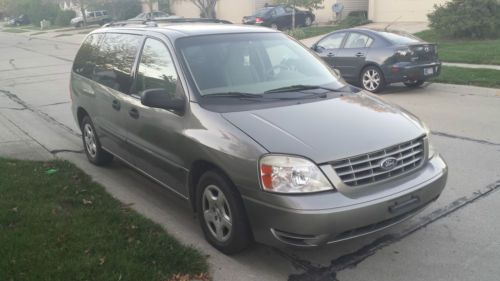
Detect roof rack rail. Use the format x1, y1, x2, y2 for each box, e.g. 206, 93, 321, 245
103, 18, 232, 28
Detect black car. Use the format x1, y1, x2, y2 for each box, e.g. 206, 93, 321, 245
243, 5, 314, 30
311, 28, 441, 92
7, 14, 30, 26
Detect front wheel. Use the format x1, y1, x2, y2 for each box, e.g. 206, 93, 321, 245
360, 66, 385, 93
196, 171, 252, 255
404, 80, 425, 88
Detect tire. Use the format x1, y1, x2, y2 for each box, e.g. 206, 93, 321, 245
360, 66, 386, 93
196, 170, 252, 255
304, 16, 312, 27
270, 23, 279, 30
76, 22, 82, 28
404, 80, 425, 88
81, 115, 113, 166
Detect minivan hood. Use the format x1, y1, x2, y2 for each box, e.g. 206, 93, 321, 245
222, 92, 425, 164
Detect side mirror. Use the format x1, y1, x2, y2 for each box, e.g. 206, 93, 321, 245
141, 88, 185, 112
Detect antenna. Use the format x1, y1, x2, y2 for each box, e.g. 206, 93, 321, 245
384, 16, 401, 31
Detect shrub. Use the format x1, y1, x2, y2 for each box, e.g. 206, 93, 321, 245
428, 0, 500, 39
55, 10, 76, 27
340, 10, 371, 28
286, 28, 306, 39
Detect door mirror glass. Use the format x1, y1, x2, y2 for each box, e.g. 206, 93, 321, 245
141, 88, 185, 111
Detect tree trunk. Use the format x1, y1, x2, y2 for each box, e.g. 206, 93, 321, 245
79, 0, 86, 27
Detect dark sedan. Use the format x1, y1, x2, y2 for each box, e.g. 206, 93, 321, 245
243, 5, 314, 30
311, 28, 441, 92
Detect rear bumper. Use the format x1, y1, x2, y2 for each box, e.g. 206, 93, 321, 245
243, 155, 447, 248
384, 61, 441, 84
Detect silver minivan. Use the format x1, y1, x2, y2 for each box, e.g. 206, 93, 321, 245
70, 23, 447, 254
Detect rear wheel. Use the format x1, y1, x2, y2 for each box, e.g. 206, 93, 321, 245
304, 16, 312, 27
404, 80, 425, 88
196, 171, 252, 255
360, 66, 385, 93
81, 115, 113, 166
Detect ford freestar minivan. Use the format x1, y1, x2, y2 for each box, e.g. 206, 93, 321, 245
70, 22, 447, 254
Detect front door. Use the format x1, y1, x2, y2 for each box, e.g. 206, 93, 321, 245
123, 37, 189, 198
334, 32, 373, 81
314, 31, 347, 69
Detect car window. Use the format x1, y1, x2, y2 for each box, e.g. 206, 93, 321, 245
344, 33, 373, 48
93, 33, 142, 94
317, 32, 346, 50
102, 11, 108, 16
284, 6, 293, 13
73, 33, 104, 79
135, 38, 179, 98
274, 6, 286, 16
95, 11, 102, 17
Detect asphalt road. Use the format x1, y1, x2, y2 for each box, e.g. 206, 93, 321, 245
1, 31, 499, 281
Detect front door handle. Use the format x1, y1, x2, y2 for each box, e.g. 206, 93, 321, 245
355, 52, 365, 57
129, 108, 139, 119
112, 99, 120, 111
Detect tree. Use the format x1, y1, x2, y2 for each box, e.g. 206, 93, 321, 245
274, 0, 323, 29
181, 0, 217, 18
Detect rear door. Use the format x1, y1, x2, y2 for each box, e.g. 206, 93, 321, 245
272, 6, 288, 28
314, 31, 347, 68
92, 32, 143, 160
334, 32, 374, 80
122, 37, 189, 197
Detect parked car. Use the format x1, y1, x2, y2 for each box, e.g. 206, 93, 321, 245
311, 28, 442, 92
128, 11, 181, 21
242, 4, 314, 30
71, 23, 447, 254
7, 14, 30, 26
71, 10, 111, 28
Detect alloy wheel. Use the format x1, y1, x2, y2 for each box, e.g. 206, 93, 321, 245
83, 123, 97, 158
202, 184, 233, 242
362, 69, 381, 91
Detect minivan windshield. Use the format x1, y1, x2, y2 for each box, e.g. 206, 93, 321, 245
177, 33, 345, 97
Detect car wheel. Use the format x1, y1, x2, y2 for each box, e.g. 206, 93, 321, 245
404, 80, 425, 88
304, 16, 312, 27
196, 170, 252, 255
270, 23, 279, 30
360, 66, 385, 93
81, 115, 113, 166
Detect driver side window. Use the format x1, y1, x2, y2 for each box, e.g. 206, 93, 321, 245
136, 38, 179, 99
317, 32, 346, 50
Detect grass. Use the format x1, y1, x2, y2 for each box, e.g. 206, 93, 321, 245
431, 66, 500, 88
415, 29, 500, 65
0, 158, 208, 281
1, 28, 29, 33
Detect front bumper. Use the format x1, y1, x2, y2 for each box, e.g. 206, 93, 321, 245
243, 155, 447, 247
385, 61, 441, 84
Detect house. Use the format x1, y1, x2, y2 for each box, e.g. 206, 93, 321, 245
171, 0, 368, 24
368, 0, 448, 22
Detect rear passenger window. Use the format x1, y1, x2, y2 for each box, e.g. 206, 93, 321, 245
136, 38, 179, 98
73, 33, 103, 79
93, 33, 142, 94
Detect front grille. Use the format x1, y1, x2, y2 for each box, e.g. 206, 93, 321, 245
330, 137, 425, 187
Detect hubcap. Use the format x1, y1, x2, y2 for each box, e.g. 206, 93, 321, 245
202, 185, 232, 242
83, 123, 97, 158
362, 69, 381, 91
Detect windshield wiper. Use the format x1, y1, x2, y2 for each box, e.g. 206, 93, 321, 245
203, 92, 264, 98
264, 85, 340, 94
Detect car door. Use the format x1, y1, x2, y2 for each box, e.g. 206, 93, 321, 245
121, 37, 189, 197
91, 32, 143, 160
334, 32, 374, 81
313, 31, 347, 68
272, 6, 288, 29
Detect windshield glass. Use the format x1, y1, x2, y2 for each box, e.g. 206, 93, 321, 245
380, 31, 423, 44
177, 33, 345, 97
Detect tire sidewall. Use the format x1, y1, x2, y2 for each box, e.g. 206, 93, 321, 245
196, 171, 251, 254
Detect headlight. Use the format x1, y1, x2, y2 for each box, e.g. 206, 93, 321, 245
423, 123, 436, 159
259, 155, 334, 193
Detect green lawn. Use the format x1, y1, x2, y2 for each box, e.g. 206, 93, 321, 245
415, 30, 500, 65
0, 159, 208, 281
431, 66, 500, 88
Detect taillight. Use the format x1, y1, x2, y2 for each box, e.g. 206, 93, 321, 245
255, 17, 263, 24
395, 48, 413, 57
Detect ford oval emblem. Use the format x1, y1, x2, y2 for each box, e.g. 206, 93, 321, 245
380, 157, 398, 170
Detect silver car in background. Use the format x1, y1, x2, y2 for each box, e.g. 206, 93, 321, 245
70, 23, 447, 254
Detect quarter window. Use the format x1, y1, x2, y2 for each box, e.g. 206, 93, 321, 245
93, 33, 142, 94
73, 33, 104, 79
136, 38, 179, 99
317, 32, 346, 50
344, 33, 373, 48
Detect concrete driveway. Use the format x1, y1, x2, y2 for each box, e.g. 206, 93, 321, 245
1, 31, 499, 281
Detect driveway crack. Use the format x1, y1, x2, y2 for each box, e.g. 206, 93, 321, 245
432, 131, 500, 147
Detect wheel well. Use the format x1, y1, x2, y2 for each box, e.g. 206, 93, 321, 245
360, 64, 384, 80
76, 107, 88, 129
188, 160, 234, 212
